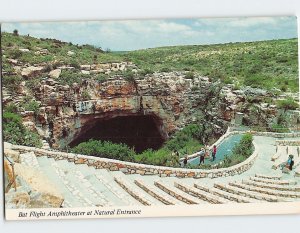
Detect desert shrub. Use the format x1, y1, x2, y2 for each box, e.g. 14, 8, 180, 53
277, 97, 298, 111
71, 139, 135, 161
270, 124, 289, 133
3, 111, 42, 147
59, 70, 83, 85
70, 60, 81, 69
4, 103, 18, 113
21, 100, 40, 114
9, 50, 22, 59
160, 67, 171, 72
185, 71, 195, 79
81, 90, 91, 100
123, 70, 136, 83
95, 74, 107, 83
165, 124, 202, 152
139, 68, 154, 76
134, 148, 179, 167
2, 75, 23, 91
219, 133, 253, 168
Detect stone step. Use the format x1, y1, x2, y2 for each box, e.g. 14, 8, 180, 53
216, 182, 277, 202
56, 160, 135, 206
74, 164, 128, 206
37, 156, 87, 207
229, 181, 300, 199
272, 157, 287, 169
154, 180, 201, 204
211, 184, 252, 203
114, 176, 154, 206
114, 171, 166, 205
271, 146, 286, 161
134, 179, 177, 205
95, 170, 141, 206
19, 151, 40, 171
295, 166, 300, 177
255, 174, 282, 180
243, 179, 300, 192
249, 176, 297, 185
54, 160, 100, 206
175, 181, 231, 204
194, 183, 236, 203
73, 169, 114, 206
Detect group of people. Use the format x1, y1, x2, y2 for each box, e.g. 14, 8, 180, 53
182, 145, 217, 167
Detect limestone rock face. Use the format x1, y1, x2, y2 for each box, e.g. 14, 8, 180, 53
4, 149, 20, 163
49, 69, 61, 79
5, 190, 31, 208
13, 163, 64, 208
9, 68, 278, 148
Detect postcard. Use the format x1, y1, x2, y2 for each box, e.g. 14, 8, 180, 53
2, 16, 300, 220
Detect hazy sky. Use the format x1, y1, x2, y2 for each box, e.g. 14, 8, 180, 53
2, 16, 297, 51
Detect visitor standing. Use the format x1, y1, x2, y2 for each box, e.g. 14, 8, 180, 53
287, 154, 295, 170
212, 145, 217, 161
183, 155, 188, 167
199, 148, 205, 165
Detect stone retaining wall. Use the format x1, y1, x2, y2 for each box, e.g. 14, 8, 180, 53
10, 140, 259, 179
275, 140, 300, 146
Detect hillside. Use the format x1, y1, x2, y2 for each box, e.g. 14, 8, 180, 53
1, 32, 299, 92
125, 39, 299, 92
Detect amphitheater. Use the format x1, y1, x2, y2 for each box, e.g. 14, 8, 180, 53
4, 131, 300, 209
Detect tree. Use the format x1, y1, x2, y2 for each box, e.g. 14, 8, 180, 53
13, 29, 19, 36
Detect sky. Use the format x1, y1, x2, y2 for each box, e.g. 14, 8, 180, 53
1, 16, 298, 51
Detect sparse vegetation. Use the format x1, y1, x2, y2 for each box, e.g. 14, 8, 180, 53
277, 97, 299, 111
3, 111, 42, 147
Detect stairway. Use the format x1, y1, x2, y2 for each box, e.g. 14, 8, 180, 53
15, 151, 300, 208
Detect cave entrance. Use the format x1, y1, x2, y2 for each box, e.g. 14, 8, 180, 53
69, 114, 167, 153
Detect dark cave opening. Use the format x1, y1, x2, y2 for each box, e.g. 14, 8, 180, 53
69, 115, 166, 153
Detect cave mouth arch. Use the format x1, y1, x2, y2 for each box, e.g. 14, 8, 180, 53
69, 114, 167, 153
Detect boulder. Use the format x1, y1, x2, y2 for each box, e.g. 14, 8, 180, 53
81, 70, 90, 75
21, 66, 44, 78
4, 149, 20, 163
48, 69, 61, 79
14, 163, 64, 208
19, 48, 30, 52
5, 190, 31, 208
67, 51, 75, 56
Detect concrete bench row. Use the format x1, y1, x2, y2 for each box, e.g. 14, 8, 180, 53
242, 179, 300, 192
174, 182, 230, 204
255, 174, 282, 180
249, 176, 297, 185
229, 182, 300, 198
114, 176, 154, 206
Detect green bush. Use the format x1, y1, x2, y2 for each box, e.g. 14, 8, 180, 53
134, 148, 179, 167
277, 97, 298, 111
123, 70, 136, 83
219, 133, 253, 168
185, 71, 195, 79
270, 123, 289, 133
81, 90, 91, 100
2, 75, 23, 91
95, 74, 107, 83
139, 68, 154, 76
71, 139, 135, 161
165, 124, 202, 152
21, 100, 40, 114
4, 103, 18, 113
3, 111, 42, 147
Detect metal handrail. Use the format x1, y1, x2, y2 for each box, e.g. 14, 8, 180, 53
4, 154, 17, 193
